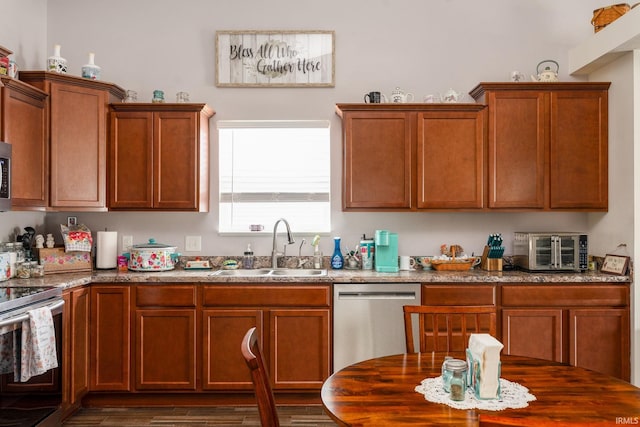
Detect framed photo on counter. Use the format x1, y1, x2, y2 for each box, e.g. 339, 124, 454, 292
215, 30, 335, 87
601, 254, 630, 275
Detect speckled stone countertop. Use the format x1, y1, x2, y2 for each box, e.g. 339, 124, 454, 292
2, 267, 630, 290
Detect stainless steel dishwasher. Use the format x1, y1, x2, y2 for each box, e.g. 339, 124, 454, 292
333, 283, 421, 373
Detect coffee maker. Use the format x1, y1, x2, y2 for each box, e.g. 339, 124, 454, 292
374, 230, 398, 272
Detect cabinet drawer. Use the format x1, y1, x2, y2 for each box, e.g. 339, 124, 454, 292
501, 285, 629, 307
422, 285, 495, 305
136, 285, 196, 307
203, 285, 330, 307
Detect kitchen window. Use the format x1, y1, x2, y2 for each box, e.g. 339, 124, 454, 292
218, 120, 331, 234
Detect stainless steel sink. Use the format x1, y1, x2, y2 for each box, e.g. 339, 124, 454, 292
269, 269, 327, 276
215, 268, 273, 276
213, 268, 327, 277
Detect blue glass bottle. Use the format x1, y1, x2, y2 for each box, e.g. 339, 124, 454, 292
331, 237, 344, 269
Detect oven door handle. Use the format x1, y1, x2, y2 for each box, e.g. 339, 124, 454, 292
0, 299, 65, 329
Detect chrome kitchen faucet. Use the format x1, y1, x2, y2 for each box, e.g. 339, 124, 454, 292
271, 218, 295, 268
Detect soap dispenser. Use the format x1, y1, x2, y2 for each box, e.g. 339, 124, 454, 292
243, 244, 254, 269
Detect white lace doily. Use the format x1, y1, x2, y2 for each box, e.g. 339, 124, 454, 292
415, 376, 536, 411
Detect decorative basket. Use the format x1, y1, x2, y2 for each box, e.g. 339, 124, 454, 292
431, 257, 477, 271
591, 3, 630, 32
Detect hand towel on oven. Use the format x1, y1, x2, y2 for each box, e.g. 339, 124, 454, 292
18, 306, 58, 382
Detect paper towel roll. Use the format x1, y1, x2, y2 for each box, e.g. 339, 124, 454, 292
96, 231, 118, 269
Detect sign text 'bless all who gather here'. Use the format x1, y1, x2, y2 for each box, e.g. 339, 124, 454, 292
216, 30, 335, 87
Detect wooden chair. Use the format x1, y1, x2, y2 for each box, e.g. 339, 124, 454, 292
403, 305, 497, 353
241, 327, 280, 427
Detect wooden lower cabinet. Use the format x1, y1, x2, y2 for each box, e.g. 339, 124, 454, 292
202, 309, 262, 390
202, 285, 331, 394
134, 285, 197, 390
501, 284, 630, 380
90, 285, 130, 391
269, 308, 330, 390
62, 286, 90, 414
85, 283, 330, 403
569, 308, 629, 380
501, 308, 563, 363
135, 309, 196, 390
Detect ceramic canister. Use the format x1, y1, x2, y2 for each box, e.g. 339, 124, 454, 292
0, 252, 10, 281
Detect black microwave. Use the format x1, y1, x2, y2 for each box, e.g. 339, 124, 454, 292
0, 141, 11, 211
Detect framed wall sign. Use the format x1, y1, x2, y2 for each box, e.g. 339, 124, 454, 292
601, 254, 630, 275
216, 30, 335, 87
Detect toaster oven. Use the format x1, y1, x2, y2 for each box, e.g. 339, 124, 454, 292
513, 232, 588, 272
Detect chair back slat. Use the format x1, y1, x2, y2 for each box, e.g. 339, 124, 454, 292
404, 305, 497, 353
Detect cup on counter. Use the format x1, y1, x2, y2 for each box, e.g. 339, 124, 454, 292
399, 255, 416, 271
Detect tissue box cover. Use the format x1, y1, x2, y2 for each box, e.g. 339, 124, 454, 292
37, 247, 92, 274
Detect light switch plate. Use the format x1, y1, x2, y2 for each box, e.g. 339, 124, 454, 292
185, 236, 202, 252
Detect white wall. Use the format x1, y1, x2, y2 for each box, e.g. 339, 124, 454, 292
0, 0, 47, 240
0, 0, 611, 259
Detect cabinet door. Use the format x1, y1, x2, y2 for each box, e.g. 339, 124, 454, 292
109, 111, 154, 208
549, 90, 608, 210
68, 287, 90, 405
270, 309, 330, 390
501, 308, 564, 363
91, 285, 131, 391
135, 309, 196, 390
1, 79, 48, 208
342, 112, 412, 209
486, 91, 547, 209
201, 309, 263, 390
154, 111, 199, 210
416, 110, 485, 209
49, 82, 108, 209
569, 308, 629, 380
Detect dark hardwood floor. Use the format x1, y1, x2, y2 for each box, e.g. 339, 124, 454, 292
62, 405, 338, 426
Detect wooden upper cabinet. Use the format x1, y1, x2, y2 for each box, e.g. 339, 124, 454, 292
338, 107, 413, 209
471, 82, 609, 211
109, 103, 214, 211
549, 90, 608, 209
336, 103, 485, 211
19, 71, 125, 211
0, 77, 48, 209
416, 108, 485, 209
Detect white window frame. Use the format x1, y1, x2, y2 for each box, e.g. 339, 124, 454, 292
218, 120, 331, 235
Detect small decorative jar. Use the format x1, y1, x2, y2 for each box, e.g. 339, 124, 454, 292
47, 44, 68, 74
152, 90, 165, 103
81, 52, 101, 80
176, 91, 190, 103
123, 90, 138, 103
16, 261, 30, 279
442, 358, 467, 396
31, 261, 44, 278
46, 234, 55, 248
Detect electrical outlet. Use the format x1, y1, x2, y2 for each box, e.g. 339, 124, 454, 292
122, 235, 133, 251
185, 236, 202, 252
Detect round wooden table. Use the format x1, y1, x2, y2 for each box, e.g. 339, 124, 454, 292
321, 352, 640, 426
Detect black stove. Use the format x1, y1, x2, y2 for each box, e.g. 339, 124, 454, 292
0, 285, 64, 427
0, 287, 62, 321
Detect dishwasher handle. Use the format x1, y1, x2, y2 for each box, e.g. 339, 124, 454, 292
337, 291, 418, 300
